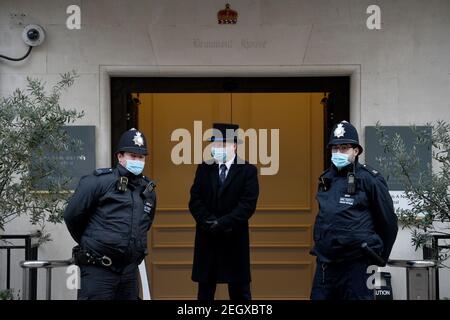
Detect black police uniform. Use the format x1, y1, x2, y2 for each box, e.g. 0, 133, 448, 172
310, 121, 398, 300
64, 129, 156, 300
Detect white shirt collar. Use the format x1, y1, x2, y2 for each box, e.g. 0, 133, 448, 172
218, 154, 236, 171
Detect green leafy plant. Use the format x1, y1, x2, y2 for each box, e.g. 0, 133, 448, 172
376, 121, 450, 262
0, 288, 20, 300
0, 71, 84, 237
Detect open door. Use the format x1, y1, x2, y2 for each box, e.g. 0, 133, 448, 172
136, 92, 324, 299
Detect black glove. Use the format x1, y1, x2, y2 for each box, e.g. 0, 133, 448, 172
205, 219, 222, 234
205, 219, 233, 234
199, 215, 216, 231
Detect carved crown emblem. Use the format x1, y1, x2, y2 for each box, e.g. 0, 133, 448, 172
218, 4, 238, 24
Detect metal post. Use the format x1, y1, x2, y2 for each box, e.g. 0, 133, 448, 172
31, 240, 39, 300
406, 267, 411, 299
428, 266, 436, 300
46, 268, 52, 300
431, 236, 440, 299
22, 267, 29, 300
24, 237, 37, 300
6, 248, 11, 289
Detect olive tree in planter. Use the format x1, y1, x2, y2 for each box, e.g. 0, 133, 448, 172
0, 71, 84, 299
0, 71, 84, 237
376, 121, 450, 263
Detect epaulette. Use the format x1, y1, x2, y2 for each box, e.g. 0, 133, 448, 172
142, 177, 157, 197
361, 164, 380, 176
93, 168, 114, 176
142, 176, 157, 187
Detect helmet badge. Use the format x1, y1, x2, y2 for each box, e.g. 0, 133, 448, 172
334, 123, 346, 138
133, 131, 144, 147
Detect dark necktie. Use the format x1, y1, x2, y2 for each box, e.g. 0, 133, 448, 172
219, 164, 227, 185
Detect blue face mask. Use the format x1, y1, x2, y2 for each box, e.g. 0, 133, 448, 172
125, 159, 145, 175
211, 147, 227, 162
331, 153, 351, 169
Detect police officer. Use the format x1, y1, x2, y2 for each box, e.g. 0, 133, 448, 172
310, 121, 398, 300
64, 129, 156, 300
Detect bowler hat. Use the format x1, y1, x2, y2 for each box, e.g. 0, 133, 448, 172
209, 123, 242, 144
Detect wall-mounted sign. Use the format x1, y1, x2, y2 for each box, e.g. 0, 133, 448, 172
365, 126, 432, 191
32, 126, 96, 191
218, 4, 238, 24
365, 126, 432, 211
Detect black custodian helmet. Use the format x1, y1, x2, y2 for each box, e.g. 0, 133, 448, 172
327, 121, 363, 154
116, 128, 148, 155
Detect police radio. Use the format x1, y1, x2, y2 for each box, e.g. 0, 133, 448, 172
346, 161, 357, 194
347, 172, 356, 195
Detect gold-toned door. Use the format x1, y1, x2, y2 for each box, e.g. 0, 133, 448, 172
137, 92, 324, 299
232, 93, 324, 299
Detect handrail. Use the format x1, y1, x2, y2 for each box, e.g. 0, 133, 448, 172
0, 231, 42, 240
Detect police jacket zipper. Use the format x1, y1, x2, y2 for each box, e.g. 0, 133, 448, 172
129, 189, 135, 250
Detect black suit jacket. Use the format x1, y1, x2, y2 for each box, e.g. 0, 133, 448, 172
189, 158, 259, 283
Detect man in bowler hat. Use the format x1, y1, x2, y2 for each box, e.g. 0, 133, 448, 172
189, 123, 259, 300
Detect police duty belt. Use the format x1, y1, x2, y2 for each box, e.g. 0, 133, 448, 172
72, 246, 113, 267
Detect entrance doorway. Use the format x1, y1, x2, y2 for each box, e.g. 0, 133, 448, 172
110, 77, 350, 299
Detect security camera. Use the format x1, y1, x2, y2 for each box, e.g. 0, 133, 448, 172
22, 24, 45, 47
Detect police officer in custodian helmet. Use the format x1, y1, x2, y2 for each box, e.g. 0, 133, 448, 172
310, 121, 398, 300
64, 129, 157, 300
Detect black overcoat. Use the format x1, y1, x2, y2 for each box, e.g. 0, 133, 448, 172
189, 158, 259, 283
